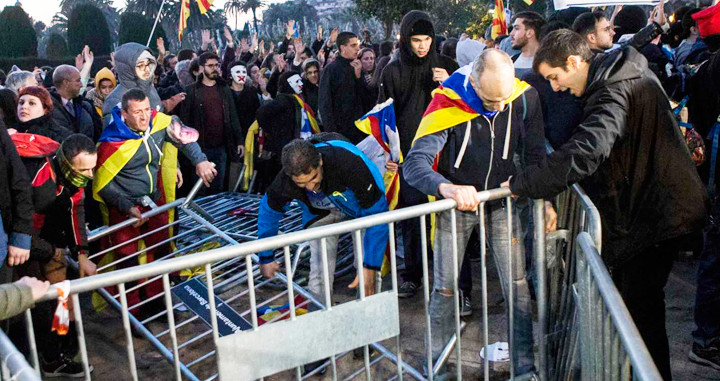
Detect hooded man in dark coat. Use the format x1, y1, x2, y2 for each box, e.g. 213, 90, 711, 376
376, 10, 459, 297
103, 43, 164, 124
508, 30, 707, 380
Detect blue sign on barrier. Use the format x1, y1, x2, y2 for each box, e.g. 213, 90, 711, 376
172, 277, 252, 336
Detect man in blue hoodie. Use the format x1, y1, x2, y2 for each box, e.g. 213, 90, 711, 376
257, 136, 388, 300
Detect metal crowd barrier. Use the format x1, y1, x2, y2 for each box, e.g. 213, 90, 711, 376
575, 233, 662, 380
0, 330, 39, 381
1, 176, 662, 380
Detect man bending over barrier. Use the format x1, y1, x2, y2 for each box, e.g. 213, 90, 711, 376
258, 135, 389, 301
403, 49, 547, 376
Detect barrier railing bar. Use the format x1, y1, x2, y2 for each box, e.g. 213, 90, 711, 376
71, 294, 91, 381
506, 196, 515, 380
40, 188, 512, 303
534, 199, 548, 381
576, 233, 661, 380
162, 274, 182, 381
23, 309, 39, 375
449, 208, 462, 381
388, 222, 403, 381
419, 214, 433, 381
88, 198, 186, 242
0, 329, 40, 381
118, 283, 139, 381
320, 237, 339, 380
478, 203, 489, 381
351, 229, 372, 381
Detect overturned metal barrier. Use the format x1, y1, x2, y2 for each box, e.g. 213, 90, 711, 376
0, 329, 39, 381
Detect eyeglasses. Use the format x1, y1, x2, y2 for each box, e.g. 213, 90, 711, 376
204, 63, 220, 69
136, 60, 153, 71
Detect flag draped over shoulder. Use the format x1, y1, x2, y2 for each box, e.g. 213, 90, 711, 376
355, 99, 401, 276
295, 94, 320, 139
179, 0, 191, 41
413, 65, 531, 146
92, 105, 179, 311
492, 0, 508, 39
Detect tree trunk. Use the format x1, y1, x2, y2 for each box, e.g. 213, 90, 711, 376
252, 8, 258, 34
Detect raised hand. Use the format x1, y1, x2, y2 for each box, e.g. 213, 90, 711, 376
286, 19, 296, 38
329, 27, 339, 45
223, 26, 233, 43
201, 29, 212, 49
241, 37, 250, 52
317, 24, 323, 41
251, 33, 259, 51
157, 37, 166, 55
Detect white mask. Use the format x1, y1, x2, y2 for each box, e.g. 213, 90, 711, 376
230, 65, 247, 85
288, 74, 303, 95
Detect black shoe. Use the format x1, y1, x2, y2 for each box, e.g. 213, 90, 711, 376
459, 291, 472, 317
42, 353, 93, 378
353, 345, 376, 359
398, 280, 420, 298
303, 359, 328, 376
689, 343, 720, 370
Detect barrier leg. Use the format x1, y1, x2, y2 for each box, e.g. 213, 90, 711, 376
118, 283, 139, 381
419, 215, 433, 381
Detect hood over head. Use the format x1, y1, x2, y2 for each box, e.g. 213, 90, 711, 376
102, 43, 162, 119
114, 42, 156, 92
94, 67, 116, 92
399, 10, 438, 66
585, 47, 647, 96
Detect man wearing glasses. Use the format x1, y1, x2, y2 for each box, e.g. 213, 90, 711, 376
177, 52, 243, 195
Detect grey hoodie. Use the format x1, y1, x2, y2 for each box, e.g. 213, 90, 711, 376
103, 43, 162, 125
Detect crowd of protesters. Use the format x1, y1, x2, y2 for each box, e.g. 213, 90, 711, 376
0, 1, 719, 378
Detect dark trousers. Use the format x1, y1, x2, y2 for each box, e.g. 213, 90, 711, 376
693, 201, 720, 349
611, 239, 678, 381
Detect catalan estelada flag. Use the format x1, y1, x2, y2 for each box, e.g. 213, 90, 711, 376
179, 0, 191, 41
492, 0, 508, 39
295, 94, 320, 139
196, 0, 215, 14
413, 65, 531, 147
92, 104, 179, 310
355, 99, 402, 276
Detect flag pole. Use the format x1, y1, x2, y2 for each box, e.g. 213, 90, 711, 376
147, 0, 168, 47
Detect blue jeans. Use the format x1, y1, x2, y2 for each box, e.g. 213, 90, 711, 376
428, 203, 535, 375
693, 201, 720, 349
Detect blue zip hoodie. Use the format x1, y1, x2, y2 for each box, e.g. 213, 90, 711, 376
257, 140, 389, 269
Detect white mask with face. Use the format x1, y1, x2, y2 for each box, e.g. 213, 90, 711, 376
230, 65, 247, 85
288, 74, 303, 95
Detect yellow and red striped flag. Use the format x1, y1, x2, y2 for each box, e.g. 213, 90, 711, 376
178, 0, 190, 41
491, 0, 508, 39
196, 0, 214, 14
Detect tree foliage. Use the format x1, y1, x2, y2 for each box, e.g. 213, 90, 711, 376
0, 6, 38, 58
68, 3, 113, 55
118, 12, 168, 52
262, 0, 318, 35
46, 33, 70, 59
353, 0, 429, 38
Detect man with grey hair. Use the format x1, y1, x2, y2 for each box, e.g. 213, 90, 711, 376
404, 48, 546, 376
50, 65, 101, 140
5, 71, 38, 94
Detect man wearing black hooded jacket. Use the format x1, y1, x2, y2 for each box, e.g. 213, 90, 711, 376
508, 30, 707, 380
377, 10, 459, 297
